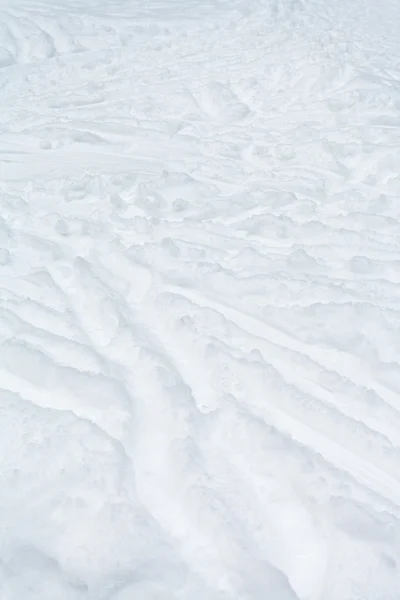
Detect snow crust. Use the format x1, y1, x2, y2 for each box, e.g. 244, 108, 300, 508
1, 0, 400, 598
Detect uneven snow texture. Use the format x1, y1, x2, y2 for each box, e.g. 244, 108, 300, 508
1, 0, 400, 598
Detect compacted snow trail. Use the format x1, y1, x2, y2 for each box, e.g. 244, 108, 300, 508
1, 0, 400, 598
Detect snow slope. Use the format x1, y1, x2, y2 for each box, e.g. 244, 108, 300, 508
1, 0, 400, 598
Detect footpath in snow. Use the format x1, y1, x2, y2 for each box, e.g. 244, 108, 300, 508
1, 0, 400, 598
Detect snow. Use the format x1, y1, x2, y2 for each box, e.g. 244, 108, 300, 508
1, 0, 400, 597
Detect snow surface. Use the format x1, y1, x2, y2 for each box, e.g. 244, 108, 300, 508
1, 0, 400, 597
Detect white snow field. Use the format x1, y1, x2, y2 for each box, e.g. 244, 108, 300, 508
1, 0, 400, 597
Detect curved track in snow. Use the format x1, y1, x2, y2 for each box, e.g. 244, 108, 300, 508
1, 0, 400, 598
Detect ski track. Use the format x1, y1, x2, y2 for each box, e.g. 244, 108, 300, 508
1, 0, 400, 598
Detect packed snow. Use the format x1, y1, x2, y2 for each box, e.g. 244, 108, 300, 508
1, 0, 400, 598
